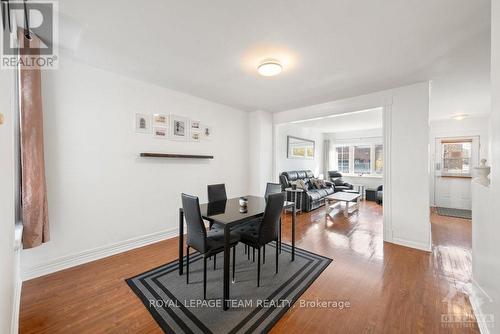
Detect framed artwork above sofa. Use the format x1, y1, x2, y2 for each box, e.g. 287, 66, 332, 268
287, 136, 315, 159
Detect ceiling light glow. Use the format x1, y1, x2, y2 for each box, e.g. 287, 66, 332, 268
452, 113, 468, 121
257, 59, 282, 76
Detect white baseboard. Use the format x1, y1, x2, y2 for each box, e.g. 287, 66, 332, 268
12, 223, 23, 334
391, 237, 432, 252
11, 277, 22, 334
467, 280, 493, 334
22, 228, 178, 281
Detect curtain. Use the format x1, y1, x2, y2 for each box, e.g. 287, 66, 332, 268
19, 30, 50, 248
323, 139, 330, 179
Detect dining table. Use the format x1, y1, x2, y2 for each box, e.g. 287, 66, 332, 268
178, 195, 297, 310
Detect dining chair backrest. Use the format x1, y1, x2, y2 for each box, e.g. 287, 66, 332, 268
264, 182, 282, 201
181, 193, 207, 252
258, 192, 285, 245
207, 183, 227, 202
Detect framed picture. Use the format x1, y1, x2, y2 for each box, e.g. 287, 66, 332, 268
170, 115, 189, 140
135, 113, 151, 134
287, 136, 315, 159
153, 127, 168, 139
153, 114, 168, 127
191, 131, 201, 142
201, 124, 212, 140
190, 120, 201, 131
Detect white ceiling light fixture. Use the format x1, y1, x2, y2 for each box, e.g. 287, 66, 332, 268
257, 59, 283, 77
452, 113, 468, 120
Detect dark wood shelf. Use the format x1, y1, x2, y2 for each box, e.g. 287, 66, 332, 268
139, 153, 214, 159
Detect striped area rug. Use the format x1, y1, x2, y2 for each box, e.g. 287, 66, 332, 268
127, 242, 332, 333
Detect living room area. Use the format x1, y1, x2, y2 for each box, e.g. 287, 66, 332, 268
275, 107, 384, 217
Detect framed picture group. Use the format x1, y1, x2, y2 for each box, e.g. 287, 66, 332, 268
135, 113, 212, 141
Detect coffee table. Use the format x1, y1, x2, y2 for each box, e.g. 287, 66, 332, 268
325, 192, 361, 217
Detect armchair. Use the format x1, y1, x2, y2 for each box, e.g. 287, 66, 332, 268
328, 171, 354, 193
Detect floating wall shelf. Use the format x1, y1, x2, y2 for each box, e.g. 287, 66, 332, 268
139, 153, 214, 159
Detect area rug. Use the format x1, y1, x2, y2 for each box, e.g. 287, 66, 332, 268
436, 207, 472, 220
126, 242, 332, 334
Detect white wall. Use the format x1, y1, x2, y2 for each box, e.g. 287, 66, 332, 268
275, 123, 324, 177
248, 110, 273, 196
273, 82, 431, 251
0, 70, 17, 333
21, 55, 250, 279
470, 2, 500, 331
429, 116, 490, 207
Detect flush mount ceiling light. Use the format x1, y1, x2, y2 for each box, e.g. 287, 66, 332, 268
452, 113, 468, 121
257, 59, 282, 76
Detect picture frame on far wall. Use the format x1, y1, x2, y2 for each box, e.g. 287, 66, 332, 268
153, 114, 168, 127
170, 115, 189, 141
191, 131, 201, 142
135, 113, 151, 134
201, 124, 212, 140
287, 136, 315, 159
191, 120, 201, 131
153, 127, 168, 139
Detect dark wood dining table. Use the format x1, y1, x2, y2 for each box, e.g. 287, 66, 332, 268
178, 195, 297, 310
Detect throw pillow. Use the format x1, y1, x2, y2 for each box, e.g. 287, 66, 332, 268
296, 179, 309, 190
311, 178, 321, 189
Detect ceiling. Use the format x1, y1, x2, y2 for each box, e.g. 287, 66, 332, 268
292, 108, 382, 133
58, 0, 491, 117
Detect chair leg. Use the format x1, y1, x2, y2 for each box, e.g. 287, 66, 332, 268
263, 245, 266, 264
232, 246, 236, 283
279, 218, 282, 254
257, 247, 261, 287
247, 245, 250, 260
203, 256, 207, 299
244, 244, 247, 254
213, 253, 216, 270
275, 240, 279, 274
253, 247, 255, 262
186, 246, 190, 284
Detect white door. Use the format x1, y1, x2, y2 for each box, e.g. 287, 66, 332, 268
434, 137, 479, 210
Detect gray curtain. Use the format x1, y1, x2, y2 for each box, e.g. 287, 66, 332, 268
323, 139, 330, 179
19, 30, 50, 248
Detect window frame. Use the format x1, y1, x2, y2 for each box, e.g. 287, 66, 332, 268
440, 139, 473, 177
333, 143, 383, 176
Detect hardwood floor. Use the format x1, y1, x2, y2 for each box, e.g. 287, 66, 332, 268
19, 202, 479, 333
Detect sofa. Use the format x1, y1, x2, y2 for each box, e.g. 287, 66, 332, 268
279, 170, 335, 212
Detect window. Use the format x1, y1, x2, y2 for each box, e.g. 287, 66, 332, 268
336, 146, 349, 173
353, 146, 370, 174
442, 140, 472, 176
375, 145, 383, 174
334, 143, 383, 175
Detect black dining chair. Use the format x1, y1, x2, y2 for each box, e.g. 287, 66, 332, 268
264, 182, 283, 255
182, 193, 240, 299
264, 182, 282, 200
234, 192, 285, 287
207, 184, 227, 230
207, 183, 227, 202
